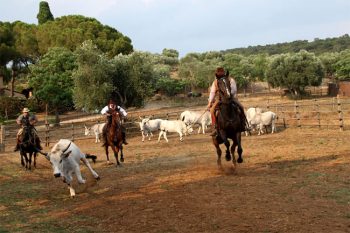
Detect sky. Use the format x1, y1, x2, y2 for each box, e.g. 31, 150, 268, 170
1, 0, 350, 57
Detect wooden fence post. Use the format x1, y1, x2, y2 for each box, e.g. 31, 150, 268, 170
332, 97, 335, 110
316, 101, 321, 128
294, 101, 301, 128
281, 107, 286, 129
266, 99, 270, 110
337, 97, 344, 131
0, 125, 5, 152
45, 123, 50, 147
71, 123, 75, 141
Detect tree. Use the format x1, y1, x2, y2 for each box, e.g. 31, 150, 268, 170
37, 1, 54, 25
319, 52, 340, 80
266, 51, 324, 96
73, 41, 114, 112
36, 15, 133, 57
29, 47, 77, 123
335, 50, 350, 81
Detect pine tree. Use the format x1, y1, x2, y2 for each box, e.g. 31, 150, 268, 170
37, 1, 54, 25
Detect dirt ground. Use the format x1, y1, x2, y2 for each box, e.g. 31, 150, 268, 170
1, 124, 350, 232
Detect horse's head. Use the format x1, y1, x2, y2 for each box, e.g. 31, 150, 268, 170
111, 110, 121, 125
217, 77, 232, 102
21, 126, 34, 145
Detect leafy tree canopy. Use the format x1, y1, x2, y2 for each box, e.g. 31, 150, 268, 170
36, 15, 133, 57
29, 47, 77, 112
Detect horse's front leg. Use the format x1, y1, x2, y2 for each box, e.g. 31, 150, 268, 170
220, 131, 231, 161
28, 152, 33, 170
105, 145, 111, 164
33, 152, 37, 168
120, 145, 124, 162
231, 139, 237, 168
111, 145, 120, 166
212, 138, 222, 168
236, 132, 243, 163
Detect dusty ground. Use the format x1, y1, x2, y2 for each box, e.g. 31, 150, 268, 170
1, 125, 350, 232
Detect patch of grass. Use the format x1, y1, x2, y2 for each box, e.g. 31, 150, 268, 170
307, 172, 326, 179
329, 188, 350, 204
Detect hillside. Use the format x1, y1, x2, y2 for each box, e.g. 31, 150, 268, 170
222, 34, 350, 55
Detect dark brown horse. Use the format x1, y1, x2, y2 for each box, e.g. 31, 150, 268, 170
102, 110, 124, 166
212, 77, 244, 169
18, 125, 40, 170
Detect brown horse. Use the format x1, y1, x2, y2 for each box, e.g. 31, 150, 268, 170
212, 76, 244, 169
102, 110, 124, 166
18, 125, 40, 170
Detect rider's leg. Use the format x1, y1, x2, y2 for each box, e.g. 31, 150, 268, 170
121, 125, 128, 145
14, 128, 23, 152
232, 98, 247, 132
33, 128, 43, 150
210, 100, 219, 136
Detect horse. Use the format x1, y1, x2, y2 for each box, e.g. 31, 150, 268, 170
212, 76, 244, 169
102, 110, 124, 166
18, 125, 41, 170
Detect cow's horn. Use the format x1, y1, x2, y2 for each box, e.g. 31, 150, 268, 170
62, 142, 72, 153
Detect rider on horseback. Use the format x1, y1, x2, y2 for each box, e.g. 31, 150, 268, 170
101, 99, 128, 145
14, 108, 42, 152
207, 67, 246, 137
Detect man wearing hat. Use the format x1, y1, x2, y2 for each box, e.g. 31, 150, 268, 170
14, 108, 42, 151
101, 99, 128, 145
207, 67, 246, 136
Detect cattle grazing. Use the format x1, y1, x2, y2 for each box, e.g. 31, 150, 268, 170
158, 120, 193, 142
245, 107, 263, 136
102, 110, 124, 166
250, 111, 277, 135
84, 123, 106, 143
139, 117, 162, 142
180, 110, 211, 134
38, 139, 100, 197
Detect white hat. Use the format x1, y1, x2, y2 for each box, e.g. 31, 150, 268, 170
22, 108, 30, 113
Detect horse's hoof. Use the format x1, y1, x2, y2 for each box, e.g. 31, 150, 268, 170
96, 176, 101, 180
120, 158, 124, 162
225, 155, 231, 161
237, 158, 243, 163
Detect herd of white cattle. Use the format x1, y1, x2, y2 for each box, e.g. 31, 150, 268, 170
41, 107, 278, 198
137, 107, 277, 142
83, 107, 279, 143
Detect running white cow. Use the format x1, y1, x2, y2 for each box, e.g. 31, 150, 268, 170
250, 111, 277, 135
245, 107, 263, 136
158, 120, 193, 142
39, 139, 100, 197
139, 117, 163, 142
180, 110, 211, 134
84, 123, 106, 143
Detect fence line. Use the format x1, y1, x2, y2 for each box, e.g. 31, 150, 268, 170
1, 97, 349, 153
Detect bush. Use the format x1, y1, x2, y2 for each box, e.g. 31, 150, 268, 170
0, 97, 25, 120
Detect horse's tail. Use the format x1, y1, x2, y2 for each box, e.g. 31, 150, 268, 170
85, 153, 97, 163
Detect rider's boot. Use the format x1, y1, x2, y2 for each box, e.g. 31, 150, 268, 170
122, 132, 128, 145
36, 137, 43, 150
210, 112, 218, 137
14, 136, 20, 152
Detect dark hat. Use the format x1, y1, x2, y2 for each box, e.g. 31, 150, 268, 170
215, 67, 225, 78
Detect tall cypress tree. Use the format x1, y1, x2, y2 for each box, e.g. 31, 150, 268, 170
37, 1, 54, 25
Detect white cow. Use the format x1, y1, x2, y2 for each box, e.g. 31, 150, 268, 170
245, 107, 263, 136
158, 120, 193, 142
84, 123, 106, 143
180, 110, 211, 134
39, 139, 100, 197
250, 111, 277, 135
139, 117, 163, 142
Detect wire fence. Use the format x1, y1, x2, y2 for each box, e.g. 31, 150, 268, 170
1, 96, 349, 153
